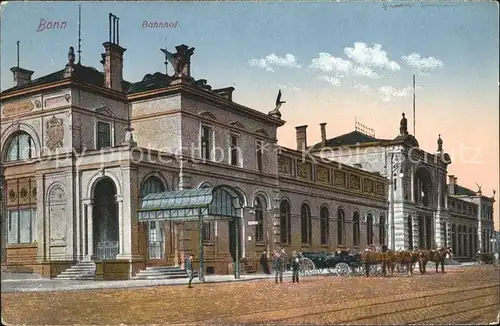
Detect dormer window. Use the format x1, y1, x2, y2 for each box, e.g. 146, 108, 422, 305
97, 121, 111, 149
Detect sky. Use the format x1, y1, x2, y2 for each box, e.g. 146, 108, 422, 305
1, 1, 499, 229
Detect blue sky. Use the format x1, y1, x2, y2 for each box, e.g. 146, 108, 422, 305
1, 1, 498, 96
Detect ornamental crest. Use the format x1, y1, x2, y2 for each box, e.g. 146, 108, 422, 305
46, 116, 64, 150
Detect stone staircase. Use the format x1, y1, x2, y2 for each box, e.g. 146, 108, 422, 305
56, 261, 96, 280
133, 266, 198, 280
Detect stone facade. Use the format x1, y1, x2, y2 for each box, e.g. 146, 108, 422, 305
311, 123, 496, 257
0, 56, 388, 279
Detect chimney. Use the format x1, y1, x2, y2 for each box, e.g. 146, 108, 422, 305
103, 13, 126, 92
295, 125, 308, 151
10, 67, 34, 87
448, 175, 455, 195
320, 123, 327, 146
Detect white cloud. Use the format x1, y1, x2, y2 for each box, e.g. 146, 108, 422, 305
353, 83, 372, 94
318, 75, 341, 86
353, 66, 380, 79
378, 86, 412, 102
402, 53, 443, 74
276, 84, 302, 92
344, 42, 400, 71
248, 53, 301, 72
309, 53, 352, 76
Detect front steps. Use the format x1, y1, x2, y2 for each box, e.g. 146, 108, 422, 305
56, 261, 96, 280
133, 266, 198, 280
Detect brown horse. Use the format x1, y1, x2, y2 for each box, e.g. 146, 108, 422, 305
417, 247, 453, 274
361, 246, 392, 277
392, 250, 417, 276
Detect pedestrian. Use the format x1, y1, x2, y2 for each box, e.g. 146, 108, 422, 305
494, 252, 499, 267
291, 251, 300, 283
272, 250, 284, 284
185, 254, 195, 288
260, 250, 270, 274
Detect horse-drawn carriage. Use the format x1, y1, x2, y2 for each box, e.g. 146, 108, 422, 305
294, 245, 453, 278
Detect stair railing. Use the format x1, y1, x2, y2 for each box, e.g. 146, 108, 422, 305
96, 241, 119, 260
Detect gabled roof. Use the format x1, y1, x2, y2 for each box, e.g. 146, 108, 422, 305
310, 130, 421, 150
454, 185, 478, 197
310, 130, 386, 150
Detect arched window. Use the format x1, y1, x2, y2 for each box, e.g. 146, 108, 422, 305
254, 196, 265, 242
140, 176, 167, 258
280, 200, 291, 245
352, 211, 360, 247
407, 215, 413, 250
366, 213, 373, 245
6, 132, 35, 162
337, 208, 345, 245
379, 214, 386, 246
301, 203, 312, 245
140, 176, 165, 199
320, 206, 329, 246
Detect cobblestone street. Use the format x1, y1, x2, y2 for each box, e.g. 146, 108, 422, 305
2, 266, 499, 325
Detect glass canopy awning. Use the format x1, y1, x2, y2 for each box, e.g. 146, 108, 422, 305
137, 185, 244, 281
138, 185, 243, 221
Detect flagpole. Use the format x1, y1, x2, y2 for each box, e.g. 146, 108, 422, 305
413, 74, 416, 136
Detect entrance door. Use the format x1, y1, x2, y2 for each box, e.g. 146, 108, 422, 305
148, 221, 165, 259
93, 177, 119, 260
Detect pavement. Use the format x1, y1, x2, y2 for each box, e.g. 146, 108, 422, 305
1, 262, 480, 293
2, 265, 498, 325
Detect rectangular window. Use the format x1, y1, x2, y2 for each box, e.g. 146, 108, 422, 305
256, 140, 264, 172
202, 221, 212, 241
201, 126, 212, 160
230, 134, 240, 166
7, 209, 36, 244
97, 121, 111, 149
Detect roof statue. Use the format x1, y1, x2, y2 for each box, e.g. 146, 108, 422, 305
475, 182, 482, 194
63, 46, 76, 78
68, 46, 75, 65
437, 134, 443, 152
268, 89, 285, 119
399, 113, 408, 136
161, 44, 195, 79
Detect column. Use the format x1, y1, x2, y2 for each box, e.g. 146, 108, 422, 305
412, 214, 419, 250
410, 165, 415, 203
76, 201, 81, 260
36, 175, 46, 261
437, 179, 442, 210
117, 196, 124, 256
85, 199, 94, 261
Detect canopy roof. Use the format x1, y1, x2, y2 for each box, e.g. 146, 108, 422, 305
138, 185, 243, 222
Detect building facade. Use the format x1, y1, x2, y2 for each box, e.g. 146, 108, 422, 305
309, 116, 496, 258
0, 18, 388, 279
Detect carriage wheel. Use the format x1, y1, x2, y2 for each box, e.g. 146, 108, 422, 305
299, 258, 315, 275
397, 264, 407, 273
370, 265, 382, 276
335, 262, 352, 277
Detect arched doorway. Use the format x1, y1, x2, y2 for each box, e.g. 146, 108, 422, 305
414, 166, 433, 207
93, 177, 119, 260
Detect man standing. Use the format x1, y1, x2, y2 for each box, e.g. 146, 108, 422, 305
185, 254, 195, 288
291, 251, 300, 283
272, 250, 284, 284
